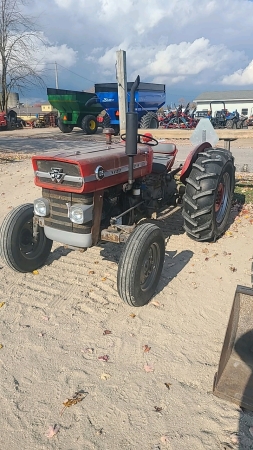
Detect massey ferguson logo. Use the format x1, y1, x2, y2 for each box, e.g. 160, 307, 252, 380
50, 168, 65, 183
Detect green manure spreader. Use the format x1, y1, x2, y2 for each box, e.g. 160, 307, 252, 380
47, 88, 104, 134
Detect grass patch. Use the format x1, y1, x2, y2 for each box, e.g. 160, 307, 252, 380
234, 184, 253, 204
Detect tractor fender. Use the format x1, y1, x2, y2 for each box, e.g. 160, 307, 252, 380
180, 142, 211, 185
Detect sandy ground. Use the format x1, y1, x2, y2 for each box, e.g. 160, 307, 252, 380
0, 129, 253, 449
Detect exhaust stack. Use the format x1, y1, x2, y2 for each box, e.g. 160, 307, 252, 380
125, 75, 140, 187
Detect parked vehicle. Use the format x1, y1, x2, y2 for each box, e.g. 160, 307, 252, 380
0, 111, 7, 130
0, 76, 235, 307
205, 102, 247, 129
95, 81, 165, 135
47, 88, 104, 134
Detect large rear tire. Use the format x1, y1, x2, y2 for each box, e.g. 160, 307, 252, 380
81, 115, 98, 134
140, 112, 159, 129
117, 223, 165, 307
0, 204, 52, 272
182, 148, 235, 242
58, 117, 73, 133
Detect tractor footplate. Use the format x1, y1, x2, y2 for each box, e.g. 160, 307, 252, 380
101, 224, 136, 243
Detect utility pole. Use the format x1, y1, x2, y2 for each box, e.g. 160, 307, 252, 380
116, 50, 127, 134
55, 62, 59, 89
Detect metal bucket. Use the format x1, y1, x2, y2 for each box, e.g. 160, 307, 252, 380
213, 285, 253, 411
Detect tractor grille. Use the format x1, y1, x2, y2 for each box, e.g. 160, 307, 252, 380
36, 160, 83, 188
43, 189, 92, 234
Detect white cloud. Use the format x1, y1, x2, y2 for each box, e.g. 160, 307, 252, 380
19, 0, 253, 99
221, 60, 253, 85
97, 38, 244, 85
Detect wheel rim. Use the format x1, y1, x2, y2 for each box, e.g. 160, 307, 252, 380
19, 220, 42, 259
89, 120, 96, 130
215, 172, 230, 224
140, 243, 160, 292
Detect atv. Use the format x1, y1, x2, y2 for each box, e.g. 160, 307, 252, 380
0, 76, 235, 307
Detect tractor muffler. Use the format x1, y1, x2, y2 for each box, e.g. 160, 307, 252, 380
213, 285, 253, 411
125, 75, 140, 188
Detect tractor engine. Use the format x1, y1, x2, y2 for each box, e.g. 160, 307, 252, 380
141, 172, 178, 211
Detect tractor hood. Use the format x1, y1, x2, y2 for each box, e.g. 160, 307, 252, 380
32, 141, 153, 194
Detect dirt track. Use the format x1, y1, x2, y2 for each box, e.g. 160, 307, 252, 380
0, 127, 253, 449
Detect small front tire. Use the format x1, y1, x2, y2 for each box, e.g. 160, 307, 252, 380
81, 115, 98, 134
117, 223, 165, 307
0, 204, 52, 272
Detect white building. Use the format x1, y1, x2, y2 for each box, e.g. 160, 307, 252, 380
193, 90, 253, 117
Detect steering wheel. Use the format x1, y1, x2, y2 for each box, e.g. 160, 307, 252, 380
120, 133, 158, 147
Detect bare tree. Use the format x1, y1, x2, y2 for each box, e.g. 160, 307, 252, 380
0, 0, 45, 111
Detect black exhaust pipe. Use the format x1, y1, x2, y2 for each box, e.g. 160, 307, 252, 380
126, 75, 140, 187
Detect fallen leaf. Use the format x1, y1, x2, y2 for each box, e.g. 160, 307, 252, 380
144, 364, 154, 373
94, 261, 99, 264
46, 424, 60, 438
0, 302, 5, 308
130, 313, 136, 318
42, 316, 49, 321
0, 344, 3, 349
81, 348, 94, 354
164, 382, 172, 390
100, 373, 111, 380
229, 266, 237, 272
230, 433, 239, 445
89, 270, 95, 274
32, 270, 39, 275
205, 257, 209, 261
154, 406, 162, 412
225, 231, 233, 237
202, 248, 209, 254
150, 300, 160, 307
60, 392, 85, 415
101, 277, 107, 281
103, 330, 112, 335
161, 435, 170, 444
143, 345, 151, 353
38, 332, 45, 337
98, 355, 109, 362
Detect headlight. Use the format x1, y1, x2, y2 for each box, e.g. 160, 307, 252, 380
69, 204, 93, 224
34, 198, 50, 217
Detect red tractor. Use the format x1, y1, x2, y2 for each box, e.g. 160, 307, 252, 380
0, 77, 235, 307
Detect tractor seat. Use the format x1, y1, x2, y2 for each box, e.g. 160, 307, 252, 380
154, 142, 176, 154
152, 142, 177, 173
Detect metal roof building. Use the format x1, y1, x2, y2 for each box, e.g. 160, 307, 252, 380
193, 90, 253, 117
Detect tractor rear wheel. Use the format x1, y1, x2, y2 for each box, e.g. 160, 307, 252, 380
182, 148, 235, 242
140, 112, 159, 129
81, 115, 98, 134
58, 117, 73, 133
0, 204, 52, 272
117, 223, 165, 307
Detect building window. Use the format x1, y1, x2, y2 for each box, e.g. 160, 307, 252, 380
241, 108, 248, 116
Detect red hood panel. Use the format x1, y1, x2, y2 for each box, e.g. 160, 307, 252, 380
32, 141, 153, 193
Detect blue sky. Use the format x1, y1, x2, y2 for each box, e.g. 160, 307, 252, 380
20, 0, 253, 105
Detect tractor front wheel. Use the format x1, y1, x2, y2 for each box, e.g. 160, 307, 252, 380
0, 204, 52, 272
117, 223, 165, 306
81, 115, 98, 134
182, 148, 235, 242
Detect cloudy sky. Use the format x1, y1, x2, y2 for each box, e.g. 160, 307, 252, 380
21, 0, 253, 104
